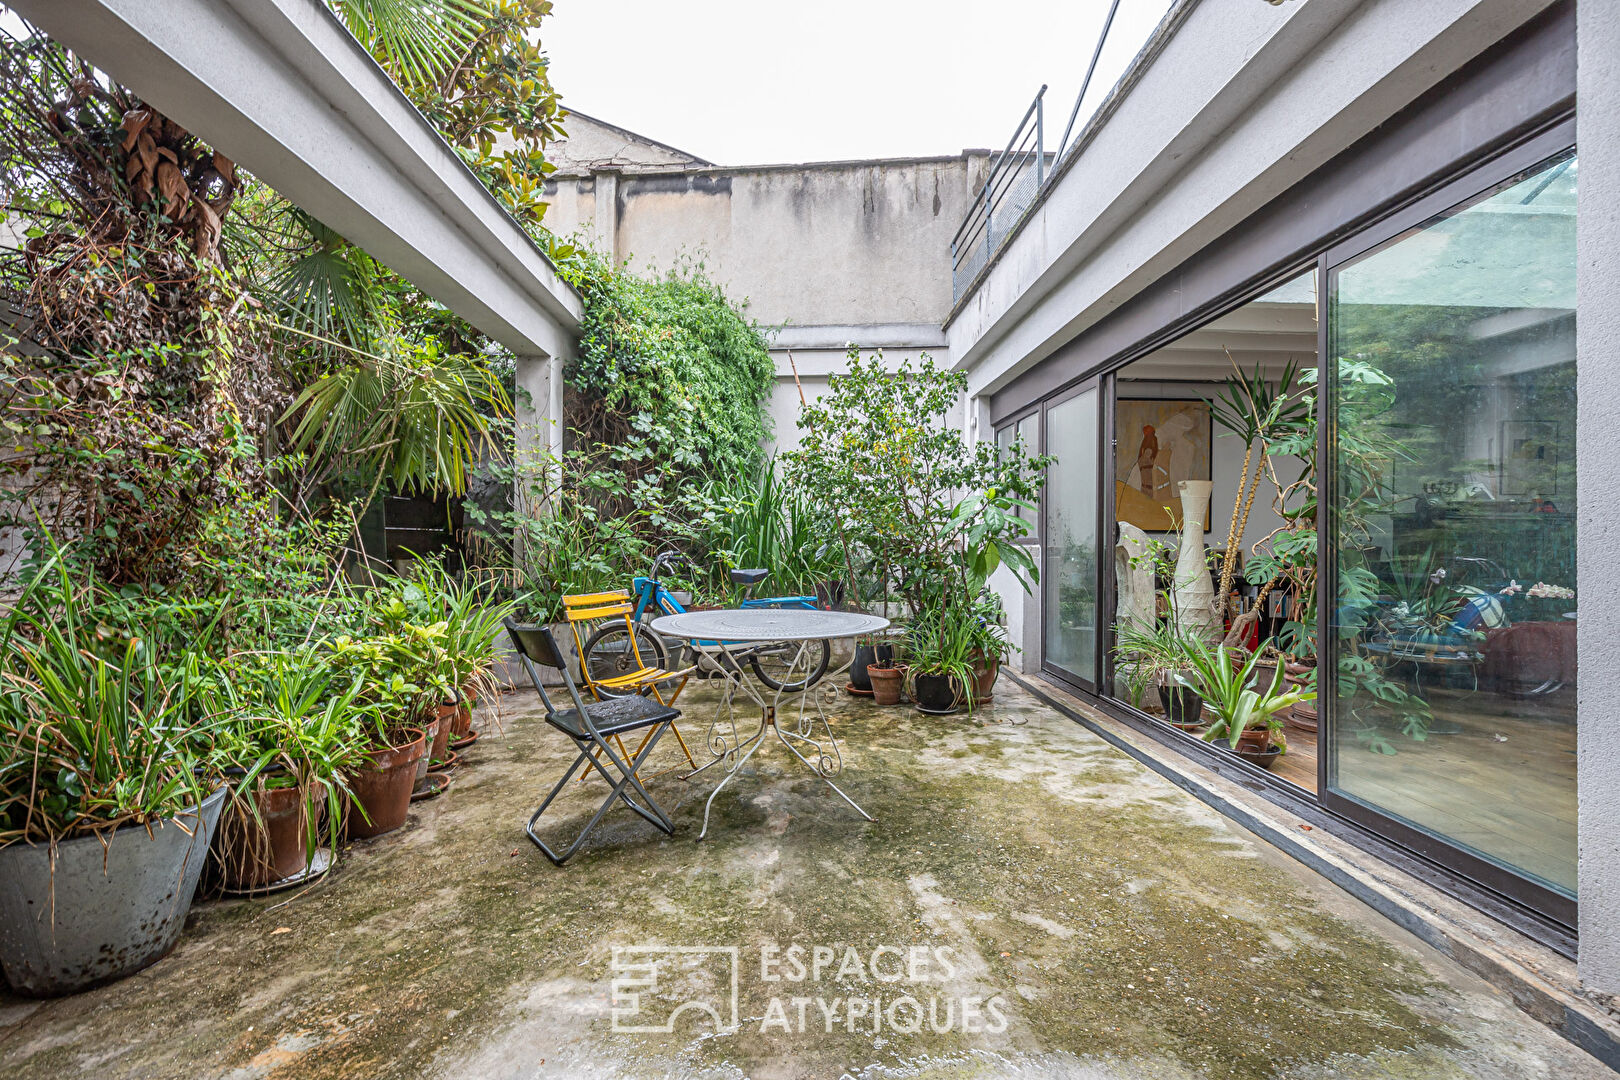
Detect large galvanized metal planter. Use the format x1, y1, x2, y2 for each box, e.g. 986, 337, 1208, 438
0, 785, 227, 996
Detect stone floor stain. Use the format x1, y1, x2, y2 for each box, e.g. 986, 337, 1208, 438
0, 683, 1609, 1079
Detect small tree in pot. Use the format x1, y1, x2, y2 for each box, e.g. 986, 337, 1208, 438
784, 352, 1049, 710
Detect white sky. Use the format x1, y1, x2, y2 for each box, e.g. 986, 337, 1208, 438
543, 0, 1174, 166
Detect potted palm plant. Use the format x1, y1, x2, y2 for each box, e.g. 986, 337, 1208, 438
0, 557, 225, 996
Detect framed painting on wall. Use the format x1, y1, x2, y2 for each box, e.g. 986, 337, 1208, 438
1114, 399, 1212, 532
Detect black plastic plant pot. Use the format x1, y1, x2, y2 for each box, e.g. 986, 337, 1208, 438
913, 671, 965, 714
850, 642, 894, 693
1158, 684, 1205, 728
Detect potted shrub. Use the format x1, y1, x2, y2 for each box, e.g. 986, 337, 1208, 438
1180, 642, 1314, 768
325, 632, 434, 838
967, 593, 1012, 705
209, 652, 364, 889
906, 602, 978, 715
0, 559, 225, 996
784, 352, 1051, 701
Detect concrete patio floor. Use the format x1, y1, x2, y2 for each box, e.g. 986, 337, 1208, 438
0, 681, 1610, 1080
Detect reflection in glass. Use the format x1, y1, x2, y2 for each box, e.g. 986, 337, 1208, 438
1328, 151, 1577, 897
1044, 389, 1099, 684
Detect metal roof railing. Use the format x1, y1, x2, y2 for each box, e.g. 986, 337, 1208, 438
950, 0, 1123, 301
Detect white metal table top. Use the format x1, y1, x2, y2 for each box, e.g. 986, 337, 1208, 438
649, 609, 889, 643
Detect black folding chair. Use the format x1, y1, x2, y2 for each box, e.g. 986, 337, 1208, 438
505, 618, 680, 865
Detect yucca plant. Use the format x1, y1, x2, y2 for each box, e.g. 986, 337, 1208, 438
1177, 643, 1314, 752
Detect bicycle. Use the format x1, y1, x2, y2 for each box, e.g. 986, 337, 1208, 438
580, 551, 833, 696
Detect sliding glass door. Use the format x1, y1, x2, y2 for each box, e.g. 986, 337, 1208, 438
1323, 141, 1577, 917
1043, 384, 1102, 690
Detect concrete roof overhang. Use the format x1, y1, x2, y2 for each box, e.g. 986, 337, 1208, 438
11, 0, 583, 360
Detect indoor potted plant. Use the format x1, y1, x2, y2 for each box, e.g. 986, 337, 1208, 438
1180, 642, 1314, 768
1117, 621, 1209, 729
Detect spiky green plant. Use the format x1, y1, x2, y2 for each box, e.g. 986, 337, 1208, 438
0, 553, 215, 845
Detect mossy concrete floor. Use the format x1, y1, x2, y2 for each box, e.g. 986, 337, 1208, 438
0, 682, 1610, 1080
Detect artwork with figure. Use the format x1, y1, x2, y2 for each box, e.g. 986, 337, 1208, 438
1115, 399, 1212, 532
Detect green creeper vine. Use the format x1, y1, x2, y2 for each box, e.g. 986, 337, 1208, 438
557, 249, 775, 486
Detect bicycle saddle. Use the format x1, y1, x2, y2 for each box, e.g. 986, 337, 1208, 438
729, 568, 769, 585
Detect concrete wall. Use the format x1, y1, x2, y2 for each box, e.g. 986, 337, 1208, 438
545, 153, 986, 450
1577, 0, 1620, 998
545, 111, 709, 174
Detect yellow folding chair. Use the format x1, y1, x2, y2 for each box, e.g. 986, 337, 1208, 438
563, 590, 697, 774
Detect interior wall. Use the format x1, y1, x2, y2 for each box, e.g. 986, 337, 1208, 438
1112, 379, 1299, 560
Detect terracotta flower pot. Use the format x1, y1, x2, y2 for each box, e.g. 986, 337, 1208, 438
850, 643, 894, 694
969, 654, 1000, 706
867, 664, 906, 706
346, 729, 426, 839
1234, 726, 1271, 754
217, 782, 311, 889
415, 715, 441, 784
1287, 700, 1319, 732
432, 703, 458, 759
448, 700, 473, 739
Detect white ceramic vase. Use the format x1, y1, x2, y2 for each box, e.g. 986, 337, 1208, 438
1172, 479, 1223, 643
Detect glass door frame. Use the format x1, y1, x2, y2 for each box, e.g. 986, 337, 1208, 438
1314, 116, 1578, 929
1039, 373, 1110, 695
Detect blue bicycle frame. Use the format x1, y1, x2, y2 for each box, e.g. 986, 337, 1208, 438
629, 577, 820, 638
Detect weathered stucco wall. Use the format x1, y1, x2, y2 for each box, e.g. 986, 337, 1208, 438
546, 154, 985, 450
548, 156, 985, 328
1576, 0, 1620, 997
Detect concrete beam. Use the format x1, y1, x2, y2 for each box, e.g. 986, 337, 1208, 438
948, 0, 1559, 399
768, 323, 949, 351
11, 0, 582, 360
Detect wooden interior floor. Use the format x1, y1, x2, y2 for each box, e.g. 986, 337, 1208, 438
1333, 684, 1576, 895
1144, 684, 1576, 896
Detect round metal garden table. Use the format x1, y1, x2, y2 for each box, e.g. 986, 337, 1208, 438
649, 609, 889, 838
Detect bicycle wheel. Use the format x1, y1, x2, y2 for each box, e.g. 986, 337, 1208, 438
750, 638, 831, 693
581, 623, 670, 697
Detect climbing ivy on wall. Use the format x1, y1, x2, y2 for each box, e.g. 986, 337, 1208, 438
558, 250, 775, 484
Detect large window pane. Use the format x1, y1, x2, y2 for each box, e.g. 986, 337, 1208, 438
1327, 150, 1577, 897
1044, 389, 1099, 684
